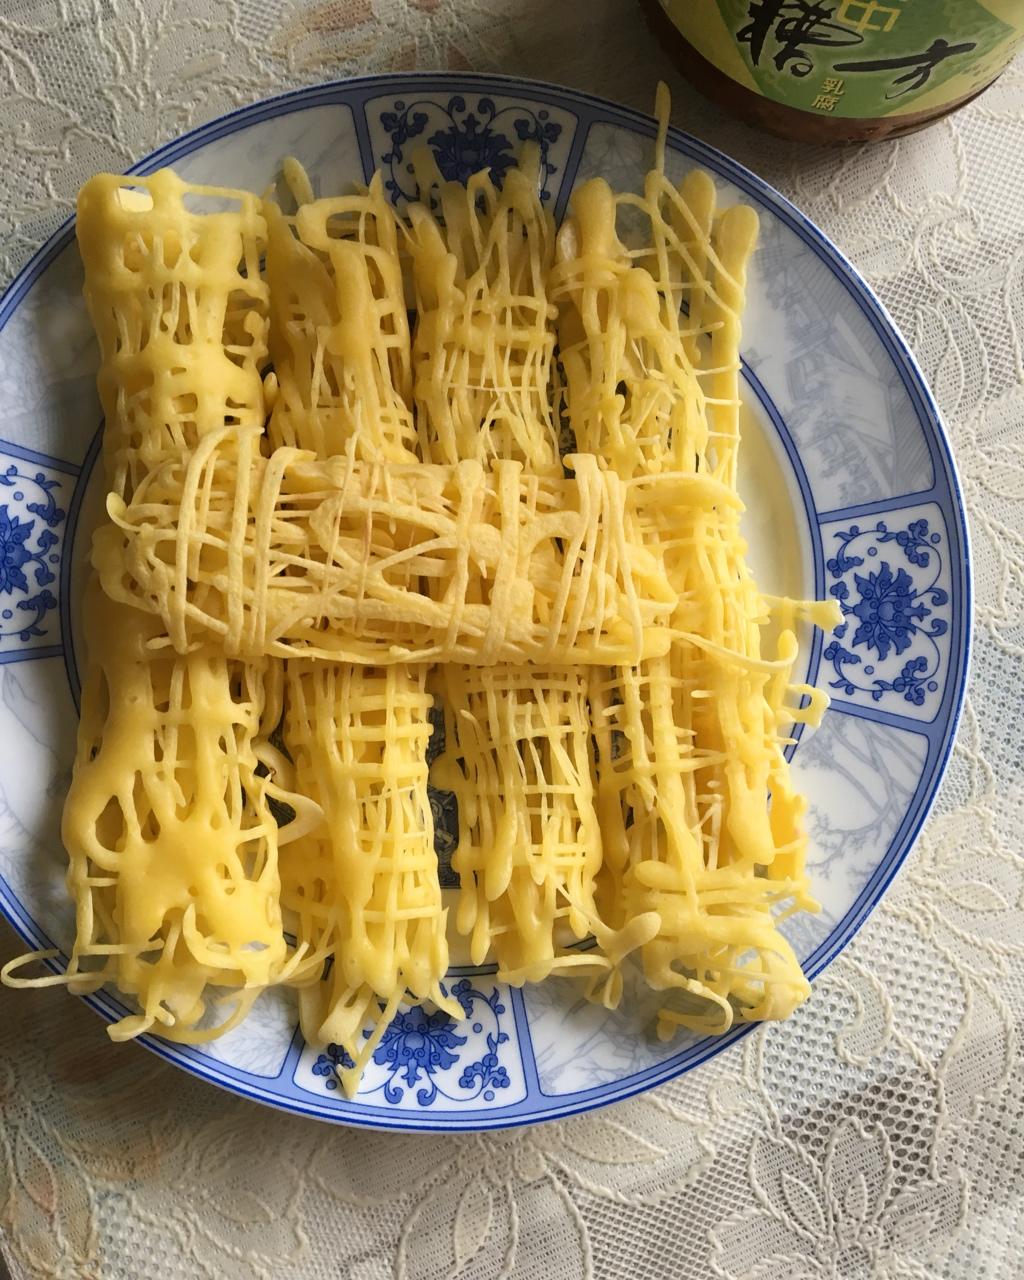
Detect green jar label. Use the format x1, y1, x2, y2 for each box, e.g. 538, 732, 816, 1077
659, 0, 1024, 119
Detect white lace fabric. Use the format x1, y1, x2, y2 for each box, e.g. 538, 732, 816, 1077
0, 3, 1021, 1277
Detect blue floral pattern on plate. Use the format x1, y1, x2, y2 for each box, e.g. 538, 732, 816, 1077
297, 978, 520, 1110
0, 459, 66, 654
821, 506, 950, 718
378, 94, 563, 204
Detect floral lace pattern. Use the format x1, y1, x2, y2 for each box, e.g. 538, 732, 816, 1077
0, 4, 1021, 1278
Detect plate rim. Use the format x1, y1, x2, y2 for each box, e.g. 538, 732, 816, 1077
0, 70, 972, 1132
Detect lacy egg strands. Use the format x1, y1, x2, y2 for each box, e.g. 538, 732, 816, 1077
3, 94, 839, 1095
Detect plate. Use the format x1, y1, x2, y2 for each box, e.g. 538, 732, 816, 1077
0, 73, 970, 1132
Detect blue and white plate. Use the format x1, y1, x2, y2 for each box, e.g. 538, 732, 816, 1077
0, 74, 969, 1132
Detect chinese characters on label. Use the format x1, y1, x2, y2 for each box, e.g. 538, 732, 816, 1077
835, 37, 979, 98
812, 75, 845, 111
835, 1, 902, 35
737, 1, 862, 78
735, 0, 981, 104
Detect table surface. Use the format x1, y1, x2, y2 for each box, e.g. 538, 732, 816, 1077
1, 3, 1022, 1278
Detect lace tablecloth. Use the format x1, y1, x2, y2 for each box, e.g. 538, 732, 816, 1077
1, 3, 1021, 1277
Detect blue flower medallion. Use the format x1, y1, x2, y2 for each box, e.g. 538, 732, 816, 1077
821, 507, 950, 718
300, 978, 520, 1109
377, 95, 564, 205
371, 1005, 468, 1105
0, 458, 67, 655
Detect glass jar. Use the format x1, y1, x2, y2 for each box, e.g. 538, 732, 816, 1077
640, 0, 1024, 142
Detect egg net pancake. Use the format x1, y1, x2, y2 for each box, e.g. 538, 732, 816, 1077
408, 152, 562, 475
53, 583, 295, 1042
3, 90, 841, 1091
97, 441, 680, 666
263, 171, 452, 1089
554, 105, 838, 1030
264, 170, 417, 464
2, 172, 317, 1043
408, 151, 644, 988
280, 659, 451, 1080
81, 171, 270, 503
